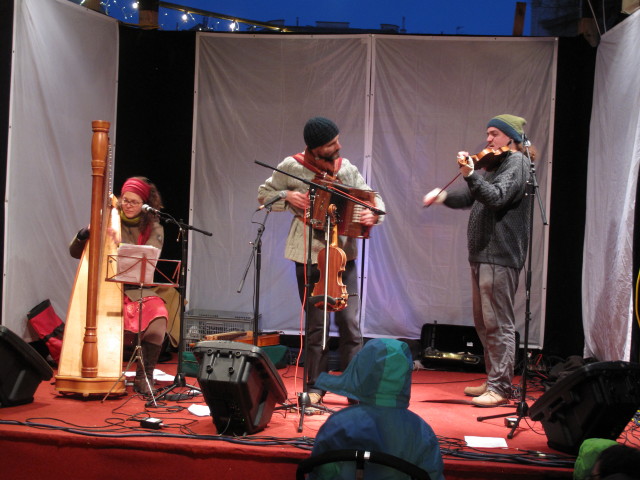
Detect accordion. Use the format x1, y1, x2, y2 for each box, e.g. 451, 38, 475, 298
311, 180, 377, 239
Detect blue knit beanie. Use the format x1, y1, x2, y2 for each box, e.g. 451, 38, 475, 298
304, 117, 339, 150
487, 114, 527, 144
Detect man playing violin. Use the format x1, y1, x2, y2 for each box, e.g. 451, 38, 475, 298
423, 114, 535, 407
258, 117, 385, 407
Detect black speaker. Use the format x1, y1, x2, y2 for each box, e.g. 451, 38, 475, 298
193, 340, 288, 435
421, 323, 484, 354
0, 325, 53, 407
530, 361, 640, 454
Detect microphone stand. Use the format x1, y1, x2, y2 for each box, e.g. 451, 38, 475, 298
254, 160, 385, 433
149, 212, 213, 406
236, 207, 271, 345
297, 183, 319, 431
477, 134, 547, 438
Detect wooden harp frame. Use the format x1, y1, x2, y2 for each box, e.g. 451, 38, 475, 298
55, 121, 126, 396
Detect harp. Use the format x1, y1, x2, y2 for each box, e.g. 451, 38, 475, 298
55, 121, 125, 395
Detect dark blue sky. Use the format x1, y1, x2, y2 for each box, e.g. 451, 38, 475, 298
103, 0, 532, 35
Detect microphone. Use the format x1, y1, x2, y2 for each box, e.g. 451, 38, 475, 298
257, 191, 286, 211
523, 134, 531, 147
142, 204, 161, 215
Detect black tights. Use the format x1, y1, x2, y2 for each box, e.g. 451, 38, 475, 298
139, 317, 166, 346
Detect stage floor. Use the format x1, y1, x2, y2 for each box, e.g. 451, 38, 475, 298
1, 354, 637, 479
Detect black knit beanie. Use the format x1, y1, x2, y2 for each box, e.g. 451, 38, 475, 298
303, 117, 339, 150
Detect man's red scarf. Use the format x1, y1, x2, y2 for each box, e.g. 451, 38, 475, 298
293, 152, 343, 178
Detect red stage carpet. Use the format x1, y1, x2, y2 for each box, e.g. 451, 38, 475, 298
1, 356, 638, 480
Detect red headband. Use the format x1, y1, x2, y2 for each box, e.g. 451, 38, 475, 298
121, 178, 151, 203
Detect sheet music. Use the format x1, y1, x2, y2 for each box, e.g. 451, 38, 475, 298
114, 244, 161, 284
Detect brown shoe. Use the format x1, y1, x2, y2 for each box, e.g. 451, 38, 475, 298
463, 382, 487, 397
471, 390, 509, 407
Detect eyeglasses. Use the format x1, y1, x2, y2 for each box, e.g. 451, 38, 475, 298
121, 197, 142, 207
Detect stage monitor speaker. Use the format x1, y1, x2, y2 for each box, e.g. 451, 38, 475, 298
0, 325, 53, 407
530, 361, 640, 454
193, 340, 288, 435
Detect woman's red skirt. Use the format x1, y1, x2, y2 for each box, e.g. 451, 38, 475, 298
123, 295, 168, 333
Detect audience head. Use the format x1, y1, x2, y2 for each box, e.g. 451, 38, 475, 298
314, 338, 413, 408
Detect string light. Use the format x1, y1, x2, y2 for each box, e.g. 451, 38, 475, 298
83, 1, 239, 31
100, 0, 137, 21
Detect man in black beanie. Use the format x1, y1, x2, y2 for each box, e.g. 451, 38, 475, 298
258, 117, 385, 406
422, 114, 535, 407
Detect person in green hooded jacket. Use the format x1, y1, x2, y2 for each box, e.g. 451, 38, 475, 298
309, 338, 445, 480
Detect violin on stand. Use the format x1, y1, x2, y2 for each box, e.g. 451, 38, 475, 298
309, 204, 349, 312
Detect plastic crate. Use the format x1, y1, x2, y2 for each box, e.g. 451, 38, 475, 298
183, 310, 256, 351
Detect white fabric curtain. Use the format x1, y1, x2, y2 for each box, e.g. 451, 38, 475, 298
190, 35, 371, 333
365, 36, 556, 343
3, 0, 118, 337
190, 34, 556, 346
583, 11, 640, 361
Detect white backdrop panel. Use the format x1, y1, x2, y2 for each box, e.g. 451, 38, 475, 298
3, 0, 118, 337
190, 34, 555, 345
190, 34, 370, 332
583, 11, 640, 361
365, 36, 556, 345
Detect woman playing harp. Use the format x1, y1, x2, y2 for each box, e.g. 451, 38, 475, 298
68, 177, 168, 396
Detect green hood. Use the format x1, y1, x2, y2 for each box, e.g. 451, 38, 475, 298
315, 339, 412, 408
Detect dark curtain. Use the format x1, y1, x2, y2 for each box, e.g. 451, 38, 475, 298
115, 27, 195, 268
0, 0, 14, 307
543, 36, 596, 360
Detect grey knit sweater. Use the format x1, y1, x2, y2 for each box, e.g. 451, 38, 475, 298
443, 151, 532, 269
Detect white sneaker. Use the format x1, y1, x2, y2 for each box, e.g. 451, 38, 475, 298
463, 382, 487, 397
308, 392, 323, 405
471, 390, 509, 407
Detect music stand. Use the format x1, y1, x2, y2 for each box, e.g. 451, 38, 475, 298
102, 252, 180, 404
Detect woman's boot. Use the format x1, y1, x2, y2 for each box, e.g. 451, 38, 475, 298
134, 341, 162, 396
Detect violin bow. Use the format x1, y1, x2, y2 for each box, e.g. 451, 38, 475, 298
425, 146, 508, 208
424, 172, 461, 208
